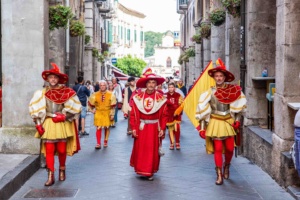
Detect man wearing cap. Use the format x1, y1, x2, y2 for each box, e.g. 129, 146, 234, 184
122, 76, 136, 135
29, 63, 81, 186
195, 58, 247, 185
88, 80, 116, 149
130, 68, 168, 180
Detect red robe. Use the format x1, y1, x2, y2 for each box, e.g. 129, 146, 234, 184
130, 90, 168, 176
166, 92, 182, 123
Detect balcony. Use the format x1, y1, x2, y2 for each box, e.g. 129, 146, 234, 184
179, 0, 188, 9
96, 1, 112, 13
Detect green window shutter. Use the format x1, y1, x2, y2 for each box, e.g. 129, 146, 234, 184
124, 28, 126, 42
127, 29, 130, 40
134, 30, 137, 42
140, 31, 144, 42
108, 22, 112, 43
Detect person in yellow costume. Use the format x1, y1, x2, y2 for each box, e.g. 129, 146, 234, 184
89, 80, 116, 149
29, 63, 82, 186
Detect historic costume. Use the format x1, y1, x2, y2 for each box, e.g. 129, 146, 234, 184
166, 91, 183, 150
195, 59, 246, 185
88, 88, 116, 149
29, 63, 81, 186
122, 77, 136, 135
130, 69, 168, 180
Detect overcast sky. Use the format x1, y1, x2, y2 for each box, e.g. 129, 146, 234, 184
119, 0, 180, 33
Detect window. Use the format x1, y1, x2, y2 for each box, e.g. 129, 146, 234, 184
121, 26, 123, 39
134, 30, 137, 42
140, 31, 144, 42
166, 57, 172, 67
108, 22, 112, 43
127, 29, 131, 40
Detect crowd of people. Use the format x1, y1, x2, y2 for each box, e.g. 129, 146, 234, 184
29, 59, 246, 186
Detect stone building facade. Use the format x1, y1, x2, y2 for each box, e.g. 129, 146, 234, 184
178, 0, 300, 187
0, 0, 114, 154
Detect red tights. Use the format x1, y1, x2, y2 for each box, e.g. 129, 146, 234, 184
213, 137, 234, 167
45, 142, 67, 172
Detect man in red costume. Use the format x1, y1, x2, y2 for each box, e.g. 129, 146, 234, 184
29, 63, 81, 186
195, 59, 247, 185
130, 69, 168, 180
165, 82, 183, 150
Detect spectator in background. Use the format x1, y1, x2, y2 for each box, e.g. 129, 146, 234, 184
188, 79, 196, 93
122, 77, 136, 134
176, 78, 187, 97
94, 81, 100, 92
73, 76, 90, 136
112, 77, 122, 126
86, 80, 94, 94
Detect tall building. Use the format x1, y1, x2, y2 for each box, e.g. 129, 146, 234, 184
108, 1, 146, 59
147, 31, 181, 78
177, 0, 300, 187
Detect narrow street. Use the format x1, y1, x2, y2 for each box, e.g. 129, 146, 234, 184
10, 112, 293, 200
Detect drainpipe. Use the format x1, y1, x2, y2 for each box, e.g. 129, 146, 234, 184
66, 0, 70, 69
240, 0, 246, 93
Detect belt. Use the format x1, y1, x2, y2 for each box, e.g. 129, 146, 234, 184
139, 119, 159, 131
212, 110, 230, 116
140, 119, 159, 124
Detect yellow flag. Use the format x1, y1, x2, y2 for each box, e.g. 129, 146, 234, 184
182, 61, 215, 128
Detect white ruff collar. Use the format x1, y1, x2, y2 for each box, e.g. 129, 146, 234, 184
133, 92, 166, 115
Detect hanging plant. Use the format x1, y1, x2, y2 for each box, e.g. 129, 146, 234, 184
70, 20, 85, 37
103, 51, 109, 57
209, 8, 226, 26
85, 35, 91, 45
199, 23, 211, 39
178, 54, 184, 65
185, 48, 195, 57
98, 54, 105, 63
191, 34, 201, 44
49, 5, 74, 31
92, 48, 99, 57
222, 0, 241, 18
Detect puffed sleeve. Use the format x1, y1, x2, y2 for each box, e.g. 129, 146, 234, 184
29, 89, 46, 123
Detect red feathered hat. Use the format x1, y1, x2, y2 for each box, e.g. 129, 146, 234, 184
136, 68, 165, 88
208, 58, 235, 82
42, 63, 68, 84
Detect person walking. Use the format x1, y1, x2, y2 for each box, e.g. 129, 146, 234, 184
195, 59, 247, 185
89, 81, 116, 149
130, 69, 168, 181
122, 77, 136, 135
165, 82, 184, 150
29, 63, 81, 186
111, 77, 122, 125
73, 76, 90, 136
176, 78, 187, 96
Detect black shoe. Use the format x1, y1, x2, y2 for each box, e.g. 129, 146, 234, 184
82, 131, 89, 136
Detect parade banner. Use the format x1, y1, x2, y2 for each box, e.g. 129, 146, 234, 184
175, 61, 215, 128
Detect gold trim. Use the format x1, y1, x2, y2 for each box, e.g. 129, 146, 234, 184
198, 90, 211, 104
29, 95, 44, 106
69, 97, 81, 105
196, 104, 210, 114
30, 106, 46, 115
230, 105, 247, 110
64, 105, 81, 113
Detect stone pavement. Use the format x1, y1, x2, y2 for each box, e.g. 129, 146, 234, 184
9, 112, 294, 200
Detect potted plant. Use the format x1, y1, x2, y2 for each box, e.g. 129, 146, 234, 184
199, 23, 211, 39
209, 8, 226, 26
222, 0, 241, 18
191, 34, 202, 44
92, 48, 99, 58
98, 54, 105, 63
49, 5, 73, 31
85, 35, 91, 45
185, 48, 195, 58
103, 51, 109, 57
70, 20, 85, 37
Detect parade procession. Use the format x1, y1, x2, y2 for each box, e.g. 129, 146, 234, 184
1, 0, 300, 199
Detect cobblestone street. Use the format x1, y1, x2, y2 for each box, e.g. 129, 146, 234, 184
10, 112, 293, 200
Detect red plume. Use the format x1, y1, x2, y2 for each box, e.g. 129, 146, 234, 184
50, 63, 60, 73
216, 58, 226, 69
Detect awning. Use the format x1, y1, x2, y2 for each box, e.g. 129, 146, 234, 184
112, 69, 129, 80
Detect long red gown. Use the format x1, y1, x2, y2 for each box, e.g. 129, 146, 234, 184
130, 91, 167, 176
